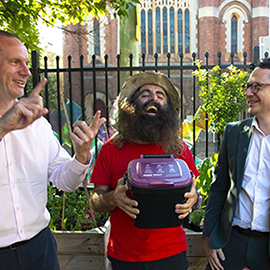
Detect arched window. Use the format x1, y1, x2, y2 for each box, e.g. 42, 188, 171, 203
93, 19, 100, 56
231, 15, 237, 54
170, 7, 175, 53
148, 10, 153, 55
222, 6, 247, 58
177, 9, 183, 54
139, 3, 191, 56
163, 7, 168, 54
141, 10, 146, 54
184, 9, 190, 53
156, 7, 161, 54
96, 99, 106, 118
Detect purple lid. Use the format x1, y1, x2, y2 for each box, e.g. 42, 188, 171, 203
127, 155, 192, 188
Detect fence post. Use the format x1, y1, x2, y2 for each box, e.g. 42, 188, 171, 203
252, 46, 260, 65
31, 51, 40, 87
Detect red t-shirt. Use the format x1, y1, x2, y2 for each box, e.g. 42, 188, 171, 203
90, 140, 199, 262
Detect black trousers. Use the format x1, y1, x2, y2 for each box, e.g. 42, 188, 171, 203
205, 227, 270, 270
0, 227, 60, 270
108, 251, 189, 270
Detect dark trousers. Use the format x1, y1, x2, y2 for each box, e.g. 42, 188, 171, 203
205, 227, 270, 270
108, 251, 189, 270
0, 227, 60, 270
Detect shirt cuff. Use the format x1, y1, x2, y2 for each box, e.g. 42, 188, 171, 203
71, 153, 92, 173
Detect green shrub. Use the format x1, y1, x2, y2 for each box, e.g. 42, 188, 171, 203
47, 184, 108, 231
193, 62, 248, 135
190, 153, 218, 227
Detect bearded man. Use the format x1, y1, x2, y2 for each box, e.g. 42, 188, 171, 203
90, 72, 199, 270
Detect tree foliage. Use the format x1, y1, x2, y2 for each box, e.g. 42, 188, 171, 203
0, 0, 140, 51
193, 61, 249, 135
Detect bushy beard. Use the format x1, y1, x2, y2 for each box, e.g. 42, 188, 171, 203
115, 100, 182, 155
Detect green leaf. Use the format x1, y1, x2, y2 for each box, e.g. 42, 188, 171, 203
0, 0, 137, 51
193, 63, 248, 135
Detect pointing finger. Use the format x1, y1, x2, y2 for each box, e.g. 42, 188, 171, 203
30, 78, 48, 97
89, 110, 106, 131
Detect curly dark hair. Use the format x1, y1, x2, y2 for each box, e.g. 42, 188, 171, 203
112, 89, 183, 156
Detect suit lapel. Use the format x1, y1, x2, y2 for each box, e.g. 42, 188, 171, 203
236, 121, 253, 194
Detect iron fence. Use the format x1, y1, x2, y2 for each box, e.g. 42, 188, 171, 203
29, 47, 264, 162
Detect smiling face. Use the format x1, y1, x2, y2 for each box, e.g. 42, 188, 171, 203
0, 35, 31, 107
135, 84, 168, 115
116, 84, 181, 153
246, 67, 270, 120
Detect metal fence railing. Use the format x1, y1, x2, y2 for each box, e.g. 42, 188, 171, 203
29, 47, 264, 162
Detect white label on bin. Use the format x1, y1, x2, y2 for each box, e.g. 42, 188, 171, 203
141, 161, 180, 178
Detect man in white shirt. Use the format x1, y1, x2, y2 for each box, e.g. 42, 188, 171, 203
0, 30, 106, 270
203, 58, 270, 270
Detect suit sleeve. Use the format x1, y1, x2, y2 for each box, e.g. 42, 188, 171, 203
202, 124, 232, 239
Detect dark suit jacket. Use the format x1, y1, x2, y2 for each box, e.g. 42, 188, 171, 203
202, 117, 253, 249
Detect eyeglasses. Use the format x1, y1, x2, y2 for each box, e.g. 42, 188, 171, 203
242, 82, 270, 94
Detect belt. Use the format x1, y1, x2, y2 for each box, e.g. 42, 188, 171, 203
0, 227, 47, 251
233, 226, 269, 238
0, 239, 30, 251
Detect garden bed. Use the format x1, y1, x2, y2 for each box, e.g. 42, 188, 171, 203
53, 222, 206, 270
185, 229, 207, 270
53, 224, 108, 270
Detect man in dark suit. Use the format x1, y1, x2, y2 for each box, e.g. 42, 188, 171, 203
203, 58, 270, 270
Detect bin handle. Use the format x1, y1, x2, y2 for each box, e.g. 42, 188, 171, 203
142, 154, 173, 159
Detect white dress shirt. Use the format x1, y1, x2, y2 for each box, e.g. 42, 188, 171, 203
233, 118, 270, 232
0, 117, 90, 247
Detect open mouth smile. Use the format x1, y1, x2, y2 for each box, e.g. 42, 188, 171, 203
247, 99, 259, 106
13, 80, 26, 87
145, 105, 158, 114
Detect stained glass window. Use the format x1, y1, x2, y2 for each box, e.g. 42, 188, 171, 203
94, 19, 100, 56
163, 7, 168, 53
178, 9, 183, 54
184, 9, 190, 53
141, 10, 146, 54
231, 15, 237, 53
156, 7, 161, 53
170, 7, 175, 53
148, 10, 153, 55
139, 2, 191, 56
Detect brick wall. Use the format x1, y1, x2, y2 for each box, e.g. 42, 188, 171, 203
61, 0, 269, 119
197, 17, 220, 64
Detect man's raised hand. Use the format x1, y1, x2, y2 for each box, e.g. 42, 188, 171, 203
0, 78, 48, 137
71, 110, 106, 164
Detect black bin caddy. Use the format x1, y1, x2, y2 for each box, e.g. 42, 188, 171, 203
126, 154, 193, 229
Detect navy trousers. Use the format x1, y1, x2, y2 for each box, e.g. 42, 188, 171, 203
0, 227, 60, 270
205, 227, 270, 270
108, 251, 189, 270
